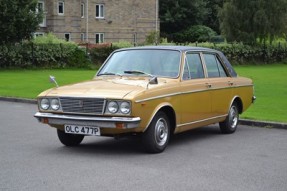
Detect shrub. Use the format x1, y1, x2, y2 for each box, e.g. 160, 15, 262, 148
89, 42, 133, 65
90, 44, 119, 65
145, 31, 161, 45
174, 25, 217, 43
0, 33, 92, 69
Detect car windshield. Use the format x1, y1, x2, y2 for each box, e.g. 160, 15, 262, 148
97, 49, 181, 78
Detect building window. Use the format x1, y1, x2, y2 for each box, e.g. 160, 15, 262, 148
34, 32, 45, 38
65, 33, 70, 41
81, 33, 85, 42
37, 1, 46, 27
96, 4, 104, 18
81, 3, 85, 18
95, 33, 104, 43
58, 1, 64, 15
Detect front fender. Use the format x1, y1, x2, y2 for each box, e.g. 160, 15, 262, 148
142, 102, 174, 132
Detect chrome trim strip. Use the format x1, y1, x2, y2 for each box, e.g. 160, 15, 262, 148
34, 112, 140, 129
135, 84, 253, 103
177, 114, 227, 128
135, 92, 181, 103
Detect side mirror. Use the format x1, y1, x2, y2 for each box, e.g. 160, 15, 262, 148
49, 75, 59, 87
149, 76, 158, 85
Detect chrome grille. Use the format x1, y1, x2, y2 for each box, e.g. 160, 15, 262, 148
60, 97, 105, 115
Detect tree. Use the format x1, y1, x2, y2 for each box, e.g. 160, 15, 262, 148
0, 0, 42, 45
159, 0, 208, 41
203, 0, 224, 34
219, 0, 287, 44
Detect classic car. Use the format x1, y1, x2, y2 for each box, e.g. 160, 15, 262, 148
34, 46, 255, 153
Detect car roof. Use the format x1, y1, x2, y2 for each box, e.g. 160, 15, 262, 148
117, 45, 216, 52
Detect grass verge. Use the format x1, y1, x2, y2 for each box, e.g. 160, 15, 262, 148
0, 65, 286, 123
235, 64, 287, 123
0, 69, 95, 99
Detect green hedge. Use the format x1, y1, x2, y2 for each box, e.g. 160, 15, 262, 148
89, 42, 287, 66
1, 41, 286, 69
0, 43, 92, 69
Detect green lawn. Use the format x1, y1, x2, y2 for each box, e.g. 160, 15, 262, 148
0, 65, 286, 123
235, 64, 287, 123
0, 69, 96, 99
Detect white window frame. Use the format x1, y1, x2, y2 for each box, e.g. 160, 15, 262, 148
64, 33, 71, 41
95, 33, 104, 44
81, 3, 85, 18
95, 4, 104, 19
34, 32, 45, 38
37, 1, 46, 27
58, 1, 64, 15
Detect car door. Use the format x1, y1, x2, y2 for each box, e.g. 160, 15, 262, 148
178, 52, 212, 131
202, 53, 233, 117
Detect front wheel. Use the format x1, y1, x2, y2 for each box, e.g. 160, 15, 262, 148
219, 103, 239, 134
142, 111, 170, 153
57, 129, 84, 146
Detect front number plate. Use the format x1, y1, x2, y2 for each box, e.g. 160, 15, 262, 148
64, 125, 100, 136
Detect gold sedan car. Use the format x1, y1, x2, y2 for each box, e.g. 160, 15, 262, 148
34, 46, 255, 153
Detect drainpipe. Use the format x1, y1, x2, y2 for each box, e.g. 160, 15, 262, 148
86, 0, 89, 43
155, 0, 158, 45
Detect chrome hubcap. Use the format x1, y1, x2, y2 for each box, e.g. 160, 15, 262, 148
229, 106, 238, 129
155, 118, 168, 146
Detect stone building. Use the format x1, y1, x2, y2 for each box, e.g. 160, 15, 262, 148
36, 0, 159, 44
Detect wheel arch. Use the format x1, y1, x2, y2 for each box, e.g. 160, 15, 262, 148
144, 103, 176, 134
231, 96, 243, 114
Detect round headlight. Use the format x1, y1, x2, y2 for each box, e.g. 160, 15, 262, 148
51, 99, 60, 111
40, 98, 50, 110
120, 102, 130, 114
107, 101, 119, 113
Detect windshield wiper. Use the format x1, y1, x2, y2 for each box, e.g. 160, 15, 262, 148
124, 70, 158, 85
98, 72, 122, 76
124, 70, 153, 77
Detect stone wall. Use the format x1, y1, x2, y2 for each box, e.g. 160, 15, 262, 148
37, 0, 158, 44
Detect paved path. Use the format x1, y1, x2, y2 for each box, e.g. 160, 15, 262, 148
1, 101, 287, 191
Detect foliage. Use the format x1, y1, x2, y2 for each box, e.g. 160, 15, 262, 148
159, 0, 223, 42
219, 0, 287, 44
112, 41, 133, 48
32, 33, 75, 45
0, 0, 43, 45
145, 31, 161, 45
0, 34, 92, 69
159, 0, 208, 42
90, 44, 119, 65
187, 42, 287, 64
203, 0, 223, 34
174, 25, 217, 43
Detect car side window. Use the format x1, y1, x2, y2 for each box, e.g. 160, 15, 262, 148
183, 53, 204, 80
203, 54, 227, 78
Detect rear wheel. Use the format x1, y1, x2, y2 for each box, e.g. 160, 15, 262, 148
219, 103, 239, 134
57, 129, 84, 146
142, 111, 170, 153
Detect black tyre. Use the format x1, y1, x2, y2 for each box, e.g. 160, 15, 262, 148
142, 111, 170, 153
219, 102, 239, 134
57, 129, 84, 146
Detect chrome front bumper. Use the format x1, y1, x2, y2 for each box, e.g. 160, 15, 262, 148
34, 112, 141, 129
